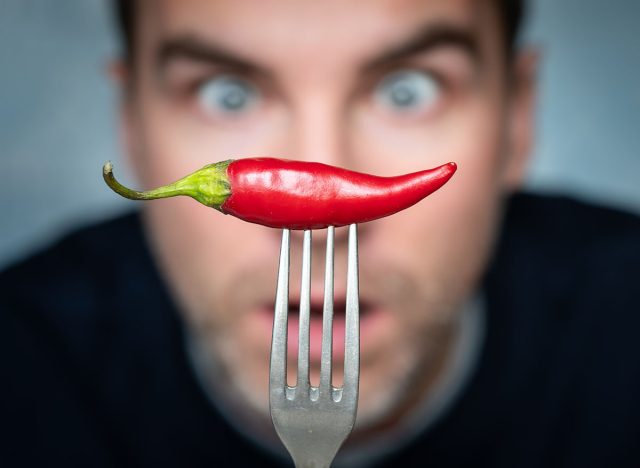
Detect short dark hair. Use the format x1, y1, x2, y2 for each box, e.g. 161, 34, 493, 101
113, 0, 134, 60
114, 0, 526, 61
497, 0, 526, 53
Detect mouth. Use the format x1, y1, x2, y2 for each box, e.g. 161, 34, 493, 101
257, 294, 385, 365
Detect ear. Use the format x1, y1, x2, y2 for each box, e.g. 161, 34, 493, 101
502, 48, 539, 191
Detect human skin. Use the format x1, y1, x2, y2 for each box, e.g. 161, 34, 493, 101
116, 0, 536, 445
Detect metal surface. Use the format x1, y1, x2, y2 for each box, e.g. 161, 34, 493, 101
270, 225, 360, 468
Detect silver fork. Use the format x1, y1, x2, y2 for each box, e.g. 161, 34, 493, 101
270, 225, 360, 468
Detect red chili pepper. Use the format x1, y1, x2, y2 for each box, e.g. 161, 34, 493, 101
103, 158, 456, 229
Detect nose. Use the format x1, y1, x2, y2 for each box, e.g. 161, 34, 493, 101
269, 90, 372, 246
289, 93, 350, 168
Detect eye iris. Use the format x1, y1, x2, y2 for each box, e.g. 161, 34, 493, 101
199, 76, 255, 114
378, 71, 438, 112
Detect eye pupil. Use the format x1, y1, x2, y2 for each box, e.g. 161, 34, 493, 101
390, 85, 415, 107
221, 86, 248, 110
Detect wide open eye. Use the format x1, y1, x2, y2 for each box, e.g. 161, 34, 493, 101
196, 75, 259, 116
374, 70, 440, 115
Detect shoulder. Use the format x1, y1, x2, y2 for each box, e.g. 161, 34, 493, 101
483, 194, 640, 460
1, 212, 148, 311
0, 213, 196, 466
0, 211, 173, 362
485, 192, 640, 366
503, 192, 640, 251
486, 192, 640, 380
493, 192, 640, 297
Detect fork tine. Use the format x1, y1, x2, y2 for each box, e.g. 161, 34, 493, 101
319, 226, 335, 393
343, 224, 360, 395
270, 229, 290, 396
296, 230, 312, 394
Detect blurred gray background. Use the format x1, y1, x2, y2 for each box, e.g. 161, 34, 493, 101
1, 0, 639, 269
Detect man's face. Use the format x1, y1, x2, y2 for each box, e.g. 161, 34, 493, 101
121, 0, 533, 436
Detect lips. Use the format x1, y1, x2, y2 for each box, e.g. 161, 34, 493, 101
258, 294, 385, 364
286, 299, 351, 362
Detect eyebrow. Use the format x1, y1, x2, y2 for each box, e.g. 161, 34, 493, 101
155, 23, 479, 77
156, 35, 264, 75
364, 23, 481, 71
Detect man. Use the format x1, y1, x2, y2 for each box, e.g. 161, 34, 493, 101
1, 0, 639, 467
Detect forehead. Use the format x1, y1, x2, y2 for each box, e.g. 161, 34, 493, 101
137, 0, 500, 65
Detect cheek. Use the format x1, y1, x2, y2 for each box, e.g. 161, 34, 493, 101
142, 196, 280, 329
129, 93, 290, 326
145, 198, 249, 320
370, 200, 496, 309
361, 105, 507, 306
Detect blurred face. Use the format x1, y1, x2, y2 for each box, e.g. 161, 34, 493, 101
121, 0, 534, 441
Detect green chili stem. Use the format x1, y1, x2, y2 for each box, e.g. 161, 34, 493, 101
102, 160, 232, 210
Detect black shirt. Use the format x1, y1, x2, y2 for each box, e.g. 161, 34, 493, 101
1, 193, 640, 467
